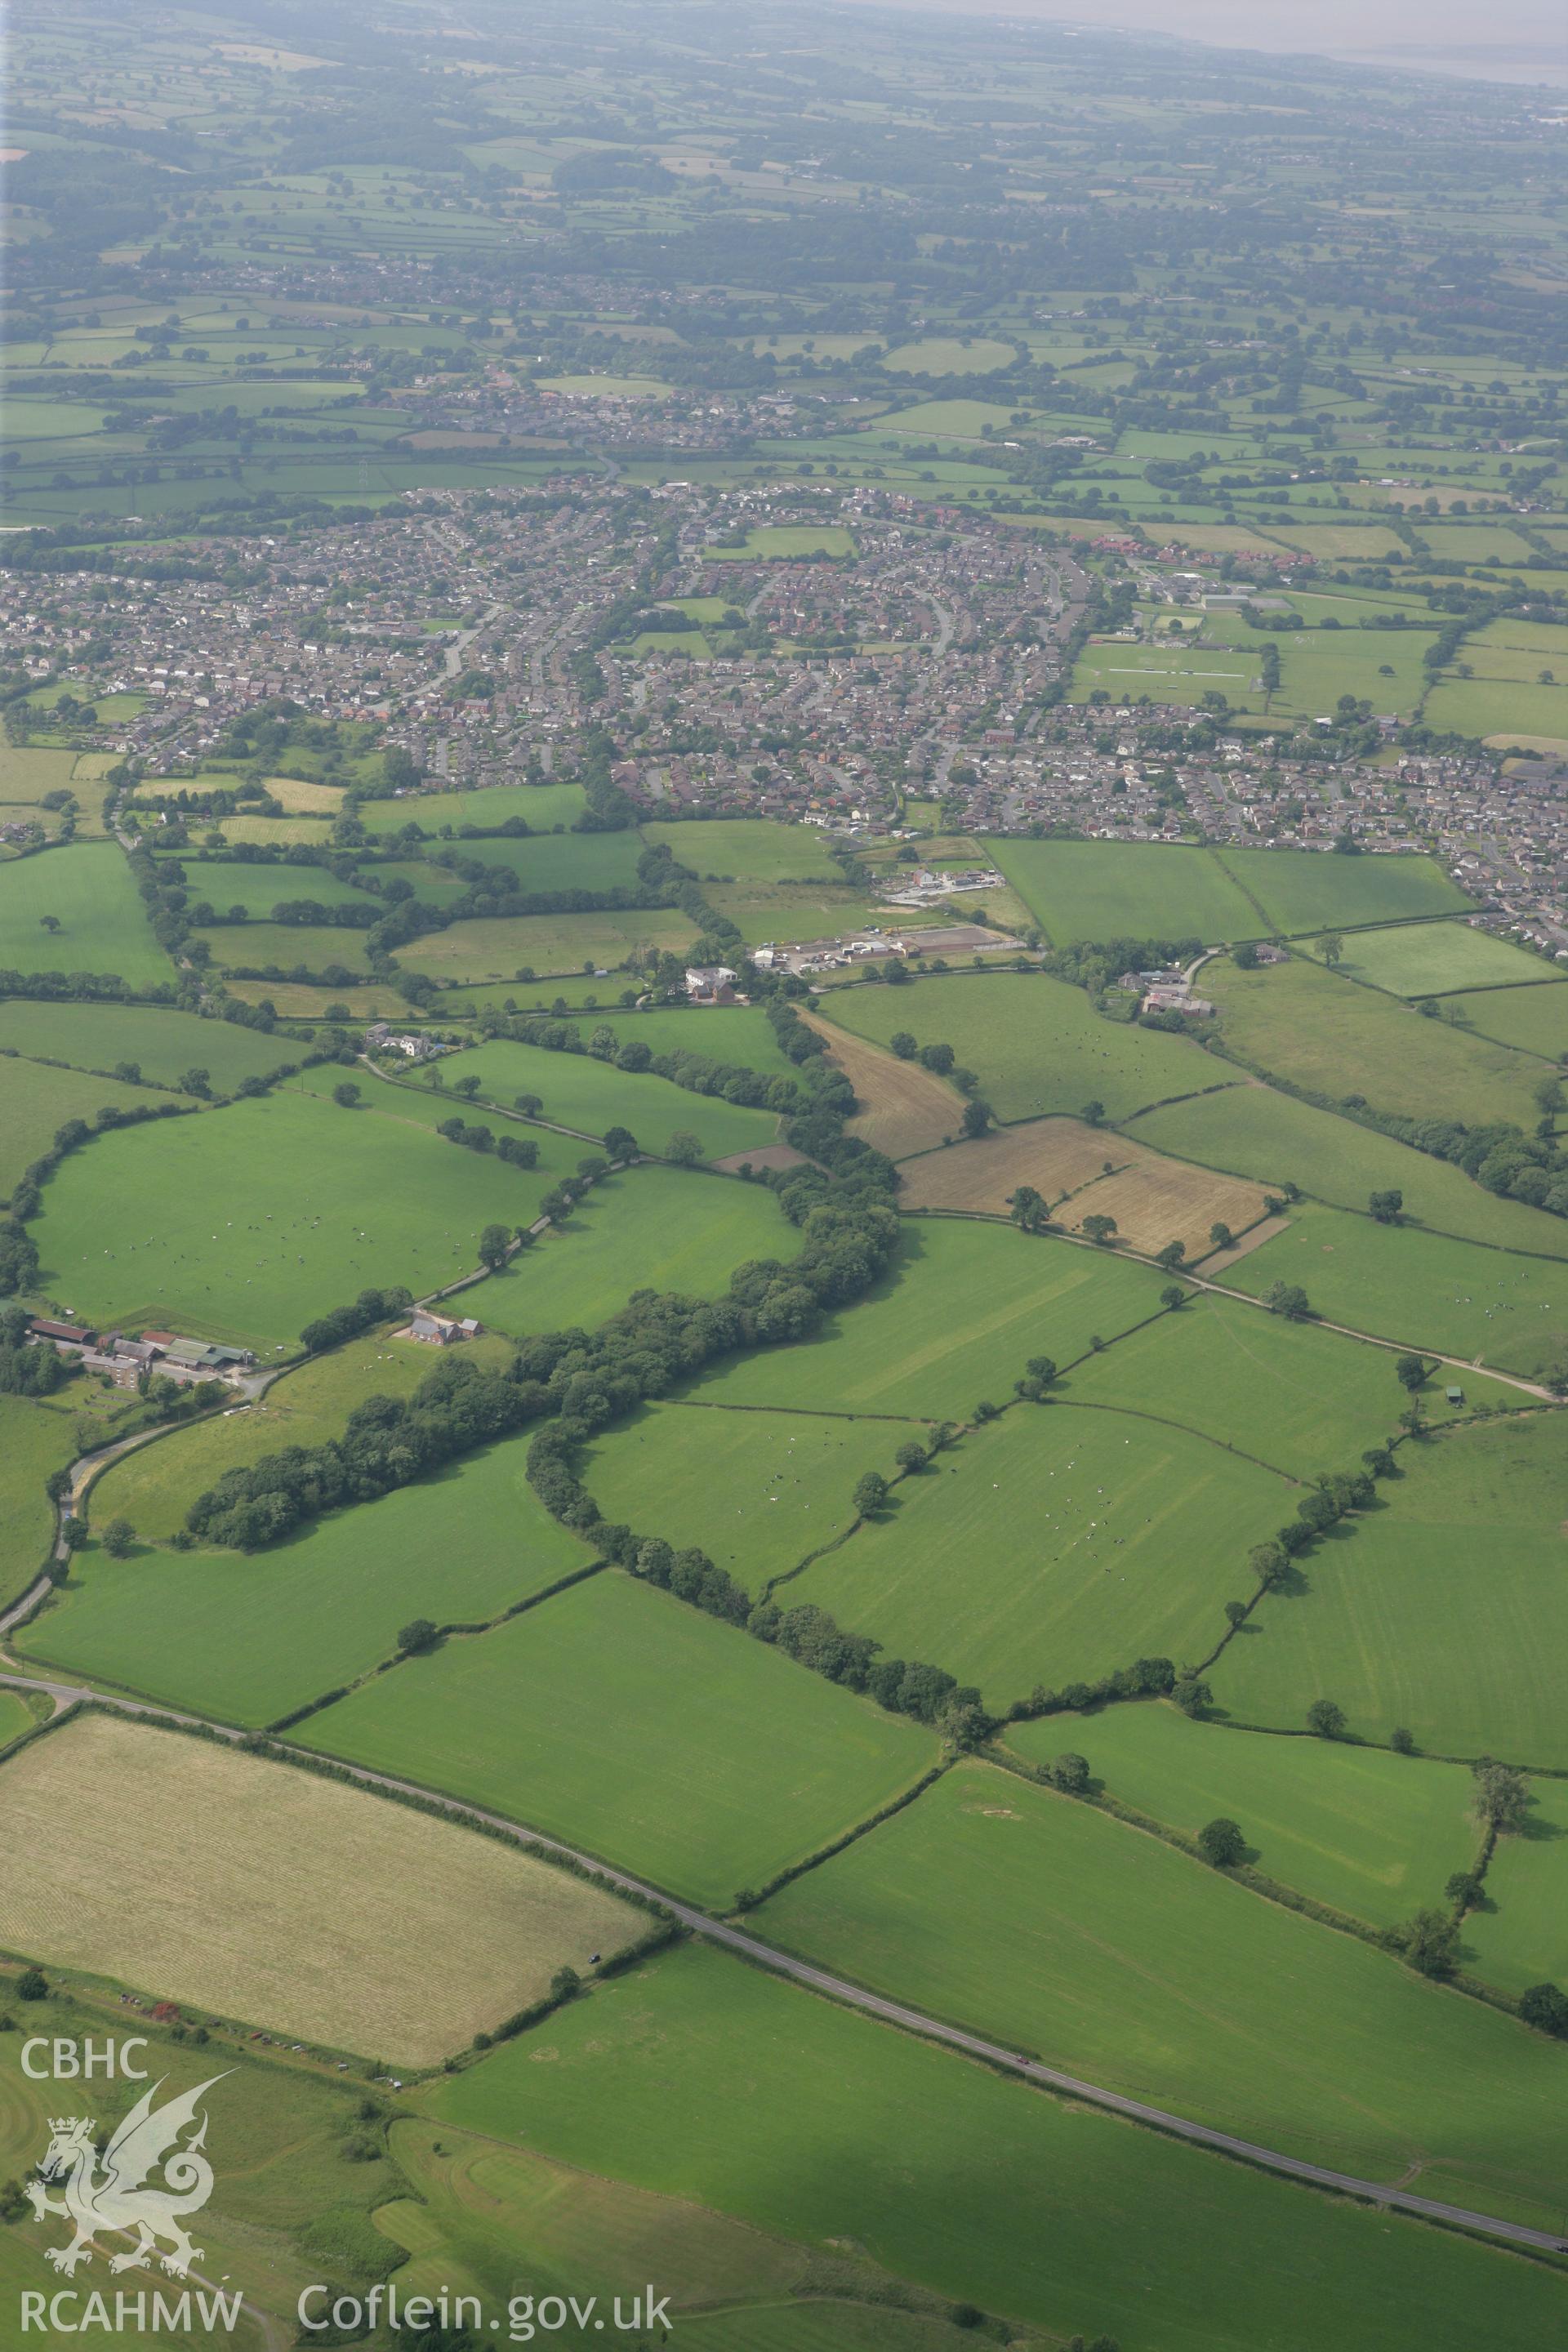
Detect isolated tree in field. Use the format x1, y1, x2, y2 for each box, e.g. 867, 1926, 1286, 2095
1154, 1240, 1185, 1272
1369, 1188, 1404, 1224
1394, 1352, 1427, 1393
1264, 1281, 1310, 1321
853, 1470, 889, 1516
332, 1080, 361, 1108
960, 1096, 991, 1140
1519, 1983, 1568, 2038
1208, 1221, 1233, 1251
1319, 931, 1343, 968
1197, 1816, 1245, 1869
1160, 1284, 1187, 1312
666, 1129, 702, 1165
894, 1441, 928, 1473
38, 915, 61, 935
1472, 1757, 1530, 1836
397, 1618, 438, 1655
100, 1517, 136, 1559
1081, 1213, 1117, 1245
1009, 1184, 1048, 1232
1306, 1698, 1347, 1740
478, 1222, 511, 1272
889, 1031, 917, 1059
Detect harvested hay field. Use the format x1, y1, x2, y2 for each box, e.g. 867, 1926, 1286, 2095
803, 1011, 960, 1157
0, 1713, 639, 2065
898, 1117, 1279, 1258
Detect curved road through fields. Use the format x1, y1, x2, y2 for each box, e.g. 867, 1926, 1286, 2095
0, 1662, 1563, 2261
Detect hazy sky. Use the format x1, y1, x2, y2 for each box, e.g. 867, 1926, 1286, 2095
844, 0, 1568, 86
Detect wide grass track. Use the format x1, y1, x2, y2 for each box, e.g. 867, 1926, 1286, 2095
686, 1221, 1171, 1423
1009, 1703, 1475, 1931
18, 1437, 595, 1726
0, 1713, 639, 2065
820, 973, 1223, 1124
427, 1941, 1568, 2352
784, 1403, 1293, 1709
755, 1762, 1568, 2230
0, 843, 174, 989
302, 1571, 936, 1908
30, 1089, 576, 1355
1214, 1414, 1568, 1766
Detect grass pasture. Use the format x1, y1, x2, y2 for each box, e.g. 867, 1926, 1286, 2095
783, 1402, 1292, 1708
30, 1089, 568, 1355
639, 818, 845, 884
1130, 1081, 1568, 1258
0, 1392, 78, 1601
1206, 954, 1545, 1128
705, 525, 856, 560
754, 1761, 1568, 2228
303, 1571, 936, 1908
397, 907, 697, 984
18, 1437, 594, 1727
457, 829, 647, 895
550, 1002, 802, 1079
356, 783, 589, 835
429, 1940, 1568, 2352
684, 1220, 1171, 1423
169, 858, 372, 920
413, 1037, 781, 1162
1463, 1774, 1568, 1998
1216, 849, 1470, 936
0, 1000, 309, 1092
196, 920, 374, 975
0, 844, 173, 989
1009, 1704, 1475, 1931
1448, 982, 1568, 1059
1214, 1414, 1568, 1766
472, 1166, 790, 1339
0, 1713, 638, 2064
896, 1116, 1276, 1256
988, 838, 1257, 945
1307, 922, 1555, 998
818, 973, 1222, 1123
0, 1054, 172, 1198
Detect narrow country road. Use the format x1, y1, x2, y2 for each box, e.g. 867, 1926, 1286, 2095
0, 1667, 1562, 2261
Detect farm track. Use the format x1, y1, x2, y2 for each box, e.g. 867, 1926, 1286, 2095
0, 1662, 1564, 2261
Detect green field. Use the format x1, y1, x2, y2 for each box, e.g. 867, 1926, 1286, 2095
583, 1403, 892, 1590
413, 1036, 782, 1161
547, 1001, 802, 1079
1217, 849, 1471, 936
1463, 1772, 1568, 1997
1213, 1414, 1568, 1766
0, 844, 174, 989
755, 1761, 1568, 2228
1206, 955, 1544, 1129
0, 1053, 173, 1197
988, 839, 1258, 945
1010, 1703, 1475, 1930
456, 829, 648, 894
196, 919, 374, 974
684, 1220, 1170, 1422
1227, 1200, 1568, 1374
304, 1571, 935, 1904
30, 1088, 575, 1354
168, 858, 373, 920
18, 1436, 594, 1726
428, 1941, 1568, 2352
1448, 981, 1568, 1058
706, 525, 856, 559
87, 1328, 514, 1541
1131, 1082, 1568, 1258
0, 1392, 78, 1601
820, 973, 1222, 1123
0, 1690, 36, 1751
0, 999, 309, 1091
1062, 1292, 1512, 1473
356, 783, 590, 835
1304, 923, 1558, 999
398, 907, 697, 983
706, 885, 938, 948
473, 1167, 791, 1339
783, 1401, 1292, 1708
639, 818, 845, 884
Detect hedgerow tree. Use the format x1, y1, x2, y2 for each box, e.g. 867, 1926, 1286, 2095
1197, 1817, 1245, 1868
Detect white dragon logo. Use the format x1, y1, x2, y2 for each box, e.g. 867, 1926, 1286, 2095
27, 2074, 229, 2278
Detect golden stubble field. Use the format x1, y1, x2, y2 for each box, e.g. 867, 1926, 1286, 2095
899, 1116, 1279, 1258
0, 1713, 640, 2065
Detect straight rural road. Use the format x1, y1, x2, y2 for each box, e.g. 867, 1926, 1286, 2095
0, 1666, 1563, 2262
